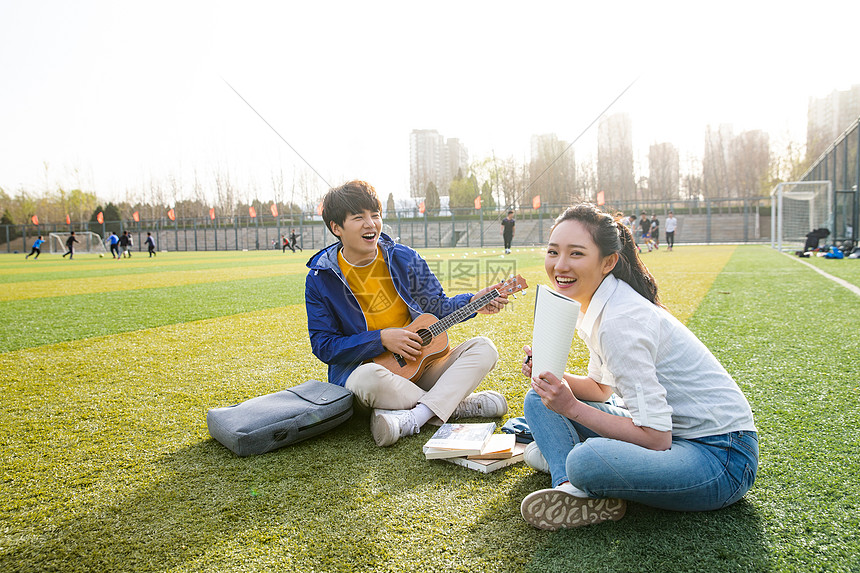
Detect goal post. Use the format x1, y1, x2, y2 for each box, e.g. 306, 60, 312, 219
770, 181, 834, 252
48, 232, 109, 255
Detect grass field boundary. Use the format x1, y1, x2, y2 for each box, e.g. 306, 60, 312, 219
781, 251, 860, 296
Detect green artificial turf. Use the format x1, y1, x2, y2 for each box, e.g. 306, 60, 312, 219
0, 246, 857, 572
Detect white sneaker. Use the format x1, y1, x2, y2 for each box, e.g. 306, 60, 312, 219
523, 441, 550, 474
370, 409, 419, 447
520, 487, 626, 530
450, 391, 508, 419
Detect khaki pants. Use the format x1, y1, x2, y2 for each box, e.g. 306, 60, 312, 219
345, 336, 498, 423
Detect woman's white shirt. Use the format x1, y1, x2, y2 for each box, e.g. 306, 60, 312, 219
576, 274, 756, 438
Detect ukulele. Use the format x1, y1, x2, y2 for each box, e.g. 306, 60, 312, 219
373, 274, 528, 381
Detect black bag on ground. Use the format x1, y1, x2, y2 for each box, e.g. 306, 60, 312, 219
206, 380, 353, 456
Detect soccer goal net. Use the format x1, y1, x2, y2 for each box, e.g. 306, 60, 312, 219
770, 181, 833, 252
48, 232, 108, 255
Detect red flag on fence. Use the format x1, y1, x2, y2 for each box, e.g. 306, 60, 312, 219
209, 208, 215, 220
167, 208, 175, 221
316, 202, 323, 216
419, 201, 425, 214
532, 195, 541, 210
474, 195, 482, 210
96, 211, 104, 224
133, 211, 140, 222
596, 191, 605, 206
249, 206, 257, 218
65, 214, 71, 225
31, 215, 39, 225
270, 203, 278, 217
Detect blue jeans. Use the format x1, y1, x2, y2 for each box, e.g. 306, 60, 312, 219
523, 389, 758, 511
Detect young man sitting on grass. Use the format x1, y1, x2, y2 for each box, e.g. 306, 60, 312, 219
305, 180, 509, 447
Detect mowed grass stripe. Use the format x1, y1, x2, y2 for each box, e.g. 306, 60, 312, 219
0, 258, 308, 301
0, 250, 310, 284
0, 274, 306, 352
0, 247, 733, 572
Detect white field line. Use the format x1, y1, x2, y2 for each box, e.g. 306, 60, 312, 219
783, 252, 860, 297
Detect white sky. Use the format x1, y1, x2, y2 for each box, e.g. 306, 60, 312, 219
1, 0, 858, 207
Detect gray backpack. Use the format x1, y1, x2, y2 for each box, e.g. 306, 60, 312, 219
206, 380, 353, 456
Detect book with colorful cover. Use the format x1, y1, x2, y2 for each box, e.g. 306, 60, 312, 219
423, 422, 495, 458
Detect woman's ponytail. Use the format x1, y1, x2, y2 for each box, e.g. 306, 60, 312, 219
612, 222, 661, 307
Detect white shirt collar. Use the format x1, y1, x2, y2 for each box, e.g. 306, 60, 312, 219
577, 273, 619, 338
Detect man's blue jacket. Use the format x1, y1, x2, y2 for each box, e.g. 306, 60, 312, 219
305, 234, 474, 386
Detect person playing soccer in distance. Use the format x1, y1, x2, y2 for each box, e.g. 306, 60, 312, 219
305, 180, 509, 447
501, 210, 515, 254
289, 228, 302, 252
649, 213, 660, 249
145, 232, 156, 257
118, 231, 131, 259
25, 235, 45, 259
518, 203, 757, 530
61, 231, 79, 259
108, 231, 120, 258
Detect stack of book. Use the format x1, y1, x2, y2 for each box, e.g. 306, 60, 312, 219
423, 422, 526, 473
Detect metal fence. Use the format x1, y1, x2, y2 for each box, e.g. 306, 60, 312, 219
802, 116, 860, 243
3, 197, 779, 255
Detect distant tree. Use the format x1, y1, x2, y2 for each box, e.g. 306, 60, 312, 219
448, 175, 475, 210
681, 154, 704, 200
703, 125, 732, 199
424, 181, 440, 215
480, 180, 496, 211
386, 192, 396, 217
576, 157, 598, 198
67, 188, 98, 224
103, 202, 122, 234
1, 208, 18, 240
88, 205, 105, 234
770, 137, 811, 185
648, 143, 680, 201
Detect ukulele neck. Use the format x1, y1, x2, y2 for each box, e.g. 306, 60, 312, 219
428, 289, 499, 337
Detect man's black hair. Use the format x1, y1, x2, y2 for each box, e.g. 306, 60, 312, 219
322, 180, 382, 238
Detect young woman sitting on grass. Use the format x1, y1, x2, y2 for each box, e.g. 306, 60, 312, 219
519, 203, 758, 530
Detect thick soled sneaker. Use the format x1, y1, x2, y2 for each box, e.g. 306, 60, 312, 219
520, 487, 626, 530
370, 409, 419, 447
524, 441, 550, 474
451, 391, 508, 419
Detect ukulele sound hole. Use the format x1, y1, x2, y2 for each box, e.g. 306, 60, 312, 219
416, 329, 433, 346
